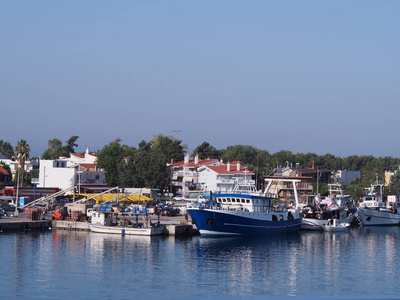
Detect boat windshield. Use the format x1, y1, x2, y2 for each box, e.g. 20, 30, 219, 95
232, 183, 259, 195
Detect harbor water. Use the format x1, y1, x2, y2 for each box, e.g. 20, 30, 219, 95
1, 227, 400, 299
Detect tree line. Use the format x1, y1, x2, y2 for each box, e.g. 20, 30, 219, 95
2, 137, 400, 198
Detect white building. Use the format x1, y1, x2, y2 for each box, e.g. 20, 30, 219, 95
198, 161, 255, 193
0, 154, 38, 180
170, 153, 222, 197
38, 147, 107, 191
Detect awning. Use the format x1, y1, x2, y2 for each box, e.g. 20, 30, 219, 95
75, 193, 151, 204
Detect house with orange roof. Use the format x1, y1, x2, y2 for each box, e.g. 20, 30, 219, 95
170, 153, 223, 197
0, 165, 12, 186
197, 161, 255, 193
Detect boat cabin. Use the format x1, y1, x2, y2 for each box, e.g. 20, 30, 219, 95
360, 194, 383, 208
215, 195, 274, 213
91, 211, 112, 226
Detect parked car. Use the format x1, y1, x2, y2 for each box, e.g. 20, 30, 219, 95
159, 199, 172, 205
0, 203, 22, 213
0, 207, 6, 217
161, 205, 180, 217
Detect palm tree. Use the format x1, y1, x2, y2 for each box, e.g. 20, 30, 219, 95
14, 139, 30, 186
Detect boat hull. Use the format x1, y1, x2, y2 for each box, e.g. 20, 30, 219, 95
87, 222, 165, 236
301, 214, 355, 231
187, 208, 302, 236
357, 208, 400, 226
323, 223, 350, 232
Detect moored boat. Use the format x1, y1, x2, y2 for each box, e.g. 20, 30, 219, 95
87, 210, 165, 236
186, 179, 302, 237
323, 219, 351, 232
300, 183, 356, 231
357, 180, 400, 226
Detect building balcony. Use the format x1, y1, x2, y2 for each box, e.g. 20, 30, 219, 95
215, 179, 255, 185
78, 179, 106, 185
172, 171, 198, 178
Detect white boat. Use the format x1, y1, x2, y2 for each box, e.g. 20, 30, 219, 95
302, 214, 355, 231
301, 183, 356, 231
323, 219, 351, 232
87, 210, 165, 236
357, 180, 400, 226
186, 178, 303, 237
357, 206, 400, 226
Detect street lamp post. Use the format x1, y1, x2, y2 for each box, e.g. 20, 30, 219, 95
15, 166, 20, 217
31, 178, 39, 208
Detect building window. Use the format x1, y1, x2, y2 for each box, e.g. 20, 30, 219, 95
53, 161, 66, 168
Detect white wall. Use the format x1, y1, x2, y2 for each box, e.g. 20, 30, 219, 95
198, 168, 219, 192
38, 159, 76, 190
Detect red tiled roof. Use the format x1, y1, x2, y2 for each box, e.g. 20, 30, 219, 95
185, 159, 219, 167
172, 160, 188, 167
81, 163, 96, 169
0, 166, 9, 175
71, 153, 85, 159
207, 164, 254, 175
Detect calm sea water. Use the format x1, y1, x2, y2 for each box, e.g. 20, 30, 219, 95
1, 227, 400, 299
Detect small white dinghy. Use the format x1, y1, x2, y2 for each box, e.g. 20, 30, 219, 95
323, 219, 350, 232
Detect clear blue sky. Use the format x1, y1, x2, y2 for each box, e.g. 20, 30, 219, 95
2, 1, 400, 158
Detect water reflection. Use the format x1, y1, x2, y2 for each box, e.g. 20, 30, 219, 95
2, 227, 400, 298
188, 233, 303, 296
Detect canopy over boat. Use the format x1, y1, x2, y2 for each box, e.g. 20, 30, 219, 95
74, 193, 151, 203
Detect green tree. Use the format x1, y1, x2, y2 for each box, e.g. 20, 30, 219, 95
96, 140, 126, 187
389, 172, 400, 194
192, 142, 220, 159
270, 150, 296, 169
42, 139, 63, 159
132, 140, 152, 188
151, 134, 185, 163
0, 140, 14, 158
63, 136, 79, 156
294, 152, 319, 169
14, 139, 30, 186
41, 136, 79, 159
118, 157, 136, 188
221, 145, 262, 165
149, 134, 185, 190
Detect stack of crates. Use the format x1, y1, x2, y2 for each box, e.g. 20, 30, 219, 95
26, 209, 41, 221
70, 211, 80, 222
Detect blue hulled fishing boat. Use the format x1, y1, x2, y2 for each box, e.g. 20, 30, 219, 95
187, 179, 302, 236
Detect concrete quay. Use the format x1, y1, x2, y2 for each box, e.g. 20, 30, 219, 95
0, 213, 51, 231
0, 212, 199, 236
